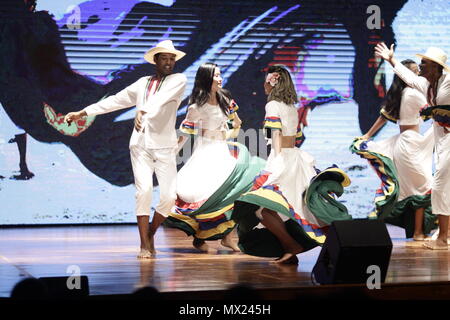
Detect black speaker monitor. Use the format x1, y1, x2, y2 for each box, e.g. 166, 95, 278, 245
38, 276, 89, 298
312, 219, 392, 285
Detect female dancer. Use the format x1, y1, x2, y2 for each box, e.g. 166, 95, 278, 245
232, 65, 352, 264
352, 59, 436, 240
164, 62, 265, 252
376, 43, 450, 249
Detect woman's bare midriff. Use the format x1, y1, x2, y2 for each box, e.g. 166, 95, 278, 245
399, 124, 419, 134
281, 135, 296, 148
201, 128, 226, 140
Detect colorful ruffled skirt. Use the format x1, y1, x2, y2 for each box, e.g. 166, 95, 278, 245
164, 137, 266, 240
350, 127, 438, 237
232, 148, 352, 257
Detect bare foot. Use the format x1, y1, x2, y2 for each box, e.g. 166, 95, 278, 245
147, 233, 156, 255
193, 238, 209, 252
423, 240, 448, 250
275, 253, 299, 265
137, 248, 153, 259
413, 234, 435, 241
220, 236, 241, 252
413, 234, 426, 241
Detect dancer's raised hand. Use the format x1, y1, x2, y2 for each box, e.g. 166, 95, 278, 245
375, 42, 395, 63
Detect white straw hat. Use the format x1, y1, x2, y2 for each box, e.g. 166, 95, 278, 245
416, 47, 450, 72
144, 40, 186, 64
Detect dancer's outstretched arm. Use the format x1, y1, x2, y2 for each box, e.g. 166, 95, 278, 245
64, 78, 144, 125
375, 42, 397, 67
359, 116, 387, 140
375, 42, 428, 94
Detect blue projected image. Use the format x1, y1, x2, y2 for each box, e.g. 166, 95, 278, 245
0, 0, 449, 224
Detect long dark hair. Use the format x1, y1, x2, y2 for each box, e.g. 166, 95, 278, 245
426, 63, 443, 106
267, 65, 298, 105
189, 62, 231, 115
383, 59, 417, 119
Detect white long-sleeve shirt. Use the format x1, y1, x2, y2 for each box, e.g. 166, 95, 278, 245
393, 62, 450, 106
83, 73, 187, 149
393, 63, 450, 142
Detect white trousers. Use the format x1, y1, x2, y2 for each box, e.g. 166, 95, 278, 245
130, 145, 177, 217
432, 124, 450, 216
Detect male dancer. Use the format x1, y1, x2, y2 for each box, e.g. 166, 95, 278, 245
375, 43, 450, 250
65, 40, 187, 258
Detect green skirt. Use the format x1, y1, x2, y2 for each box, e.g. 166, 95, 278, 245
350, 138, 437, 237
164, 142, 266, 240
232, 162, 352, 258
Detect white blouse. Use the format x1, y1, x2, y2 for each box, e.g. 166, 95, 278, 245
179, 100, 239, 135
398, 87, 427, 126
264, 100, 298, 136
185, 103, 229, 131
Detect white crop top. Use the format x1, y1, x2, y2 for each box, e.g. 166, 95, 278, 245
398, 87, 427, 125
179, 100, 238, 135
263, 100, 299, 136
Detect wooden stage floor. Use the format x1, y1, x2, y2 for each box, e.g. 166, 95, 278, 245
1, 224, 449, 298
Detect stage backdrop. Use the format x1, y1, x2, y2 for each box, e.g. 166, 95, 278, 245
0, 0, 448, 225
